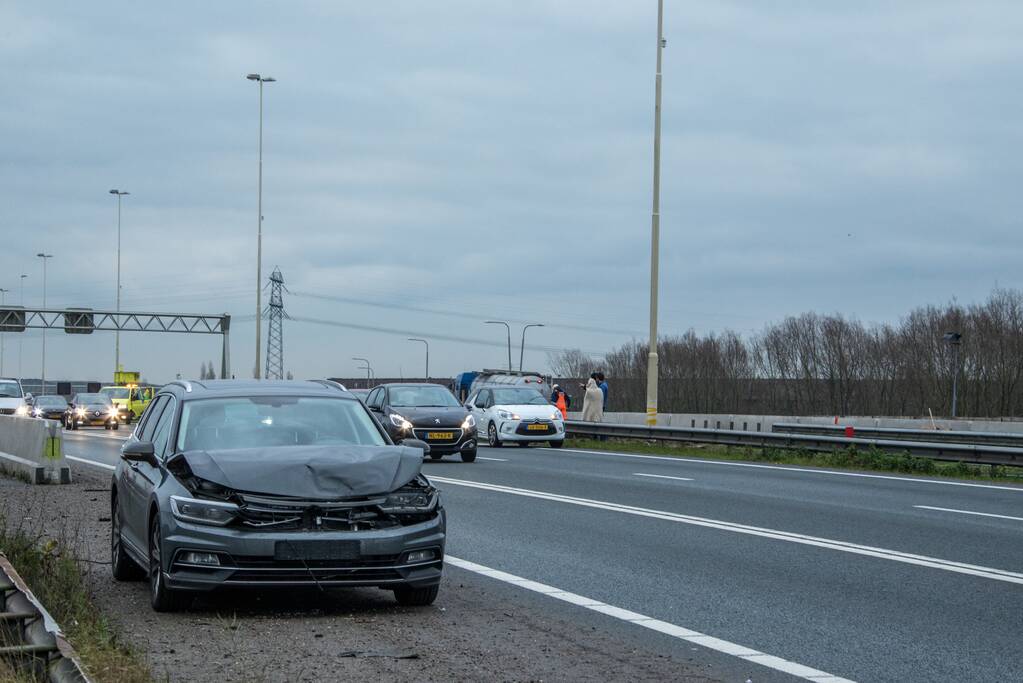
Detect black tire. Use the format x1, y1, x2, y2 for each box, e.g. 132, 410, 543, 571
70, 419, 78, 431
111, 421, 119, 431
549, 440, 564, 449
149, 516, 190, 612
393, 584, 439, 606
460, 448, 477, 463
487, 422, 502, 448
429, 453, 443, 461
111, 497, 144, 581
104, 422, 111, 430
517, 441, 530, 448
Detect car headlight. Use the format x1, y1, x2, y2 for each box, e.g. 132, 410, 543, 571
75, 408, 87, 417
170, 496, 238, 526
389, 413, 413, 430
15, 405, 29, 416
497, 410, 520, 420
461, 413, 476, 429
108, 407, 119, 418
550, 411, 562, 421
32, 408, 43, 417
378, 487, 439, 514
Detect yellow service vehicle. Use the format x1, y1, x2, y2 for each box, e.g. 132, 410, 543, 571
99, 371, 157, 424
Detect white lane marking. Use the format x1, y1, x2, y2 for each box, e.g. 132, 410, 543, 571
432, 476, 1023, 585
446, 555, 854, 683
477, 457, 508, 462
66, 454, 115, 471
64, 430, 129, 441
634, 473, 694, 482
560, 447, 1023, 493
914, 505, 1023, 522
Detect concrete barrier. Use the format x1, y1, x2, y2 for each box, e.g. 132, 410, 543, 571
0, 416, 71, 484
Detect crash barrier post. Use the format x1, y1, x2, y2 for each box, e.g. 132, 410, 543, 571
0, 554, 91, 682
0, 416, 71, 484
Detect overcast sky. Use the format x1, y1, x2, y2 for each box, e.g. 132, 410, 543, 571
3, 1, 1022, 384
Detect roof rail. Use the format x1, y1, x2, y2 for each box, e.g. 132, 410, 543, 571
310, 379, 347, 392
167, 380, 194, 393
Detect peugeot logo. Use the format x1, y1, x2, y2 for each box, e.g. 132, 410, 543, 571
434, 418, 441, 424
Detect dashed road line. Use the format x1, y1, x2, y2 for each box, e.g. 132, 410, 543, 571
634, 472, 694, 482
446, 555, 854, 683
914, 505, 1023, 522
66, 454, 115, 470
477, 457, 508, 462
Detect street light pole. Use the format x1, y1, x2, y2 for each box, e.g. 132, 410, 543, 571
645, 0, 665, 427
519, 323, 544, 372
18, 274, 26, 379
0, 289, 8, 375
247, 73, 276, 379
36, 253, 53, 395
407, 338, 429, 379
109, 189, 129, 374
352, 357, 373, 387
944, 331, 962, 418
485, 321, 512, 371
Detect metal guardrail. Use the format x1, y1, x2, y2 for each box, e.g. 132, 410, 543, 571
0, 554, 90, 682
772, 422, 1023, 448
564, 421, 1023, 467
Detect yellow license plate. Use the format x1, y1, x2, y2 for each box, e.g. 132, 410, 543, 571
526, 424, 548, 431
426, 432, 454, 440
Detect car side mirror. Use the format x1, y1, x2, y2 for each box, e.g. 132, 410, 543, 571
122, 441, 158, 467
402, 438, 431, 456
25, 393, 33, 402
370, 404, 382, 413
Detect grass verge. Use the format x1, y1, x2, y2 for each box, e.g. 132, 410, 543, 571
564, 437, 1023, 483
0, 507, 154, 683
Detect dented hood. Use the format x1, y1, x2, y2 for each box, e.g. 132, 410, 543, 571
177, 445, 424, 498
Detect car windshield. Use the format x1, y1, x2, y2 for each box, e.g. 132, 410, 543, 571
492, 388, 549, 405
0, 380, 22, 398
100, 387, 129, 400
36, 396, 67, 407
77, 394, 112, 406
388, 386, 460, 408
176, 396, 387, 452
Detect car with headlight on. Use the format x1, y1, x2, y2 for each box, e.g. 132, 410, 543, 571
0, 378, 31, 417
466, 386, 564, 448
65, 393, 120, 430
110, 379, 444, 612
32, 395, 68, 420
365, 383, 477, 462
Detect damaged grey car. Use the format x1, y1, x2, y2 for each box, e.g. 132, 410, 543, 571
110, 380, 445, 612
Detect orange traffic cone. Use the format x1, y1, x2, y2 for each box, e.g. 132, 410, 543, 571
556, 393, 568, 420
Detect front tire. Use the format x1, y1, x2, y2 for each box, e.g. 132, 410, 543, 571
149, 516, 190, 612
517, 441, 530, 448
460, 448, 477, 463
111, 497, 144, 581
111, 421, 119, 431
549, 440, 564, 449
429, 453, 443, 461
393, 584, 439, 606
487, 422, 502, 448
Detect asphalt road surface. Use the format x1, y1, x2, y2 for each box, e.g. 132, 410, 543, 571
62, 428, 1023, 682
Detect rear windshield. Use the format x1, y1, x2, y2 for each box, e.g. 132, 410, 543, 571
176, 396, 387, 452
388, 385, 460, 408
492, 388, 549, 405
100, 387, 130, 400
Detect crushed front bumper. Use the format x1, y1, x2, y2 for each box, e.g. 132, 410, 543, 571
161, 510, 446, 592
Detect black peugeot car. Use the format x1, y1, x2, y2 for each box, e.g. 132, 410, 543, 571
32, 395, 69, 420
365, 383, 477, 462
111, 379, 444, 612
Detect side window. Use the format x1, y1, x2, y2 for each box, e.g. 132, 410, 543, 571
479, 390, 491, 409
369, 389, 384, 409
466, 391, 479, 407
150, 398, 178, 459
138, 396, 169, 442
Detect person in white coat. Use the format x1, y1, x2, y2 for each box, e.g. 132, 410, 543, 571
581, 377, 604, 422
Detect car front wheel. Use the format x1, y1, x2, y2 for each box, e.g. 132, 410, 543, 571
487, 422, 502, 448
393, 584, 439, 606
461, 448, 477, 463
549, 440, 564, 449
149, 516, 190, 612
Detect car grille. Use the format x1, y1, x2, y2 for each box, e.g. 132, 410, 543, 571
234, 492, 397, 532
515, 420, 555, 435
0, 409, 15, 416
218, 555, 430, 584
412, 427, 462, 444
